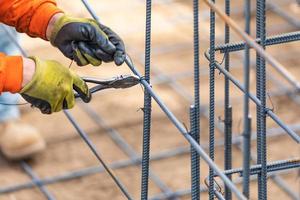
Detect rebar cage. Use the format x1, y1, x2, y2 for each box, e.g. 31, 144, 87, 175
0, 0, 299, 200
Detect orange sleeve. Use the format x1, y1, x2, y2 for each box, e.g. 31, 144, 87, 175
0, 0, 63, 40
0, 53, 23, 93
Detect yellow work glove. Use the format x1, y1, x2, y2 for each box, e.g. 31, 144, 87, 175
20, 57, 91, 114
50, 15, 126, 67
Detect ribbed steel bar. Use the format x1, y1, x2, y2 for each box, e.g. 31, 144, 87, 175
242, 0, 251, 197
193, 0, 200, 131
208, 0, 216, 199
223, 0, 232, 199
242, 116, 252, 197
215, 31, 300, 53
64, 110, 133, 200
203, 0, 300, 90
141, 0, 153, 198
217, 158, 300, 177
125, 56, 247, 200
190, 106, 200, 200
256, 0, 263, 198
256, 1, 268, 199
207, 158, 300, 199
191, 0, 200, 198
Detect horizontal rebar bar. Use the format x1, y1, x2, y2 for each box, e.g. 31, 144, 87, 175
215, 158, 300, 177
215, 31, 300, 53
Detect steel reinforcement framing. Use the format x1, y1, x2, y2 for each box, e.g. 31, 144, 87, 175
0, 0, 299, 199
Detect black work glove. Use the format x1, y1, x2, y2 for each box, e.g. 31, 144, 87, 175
49, 15, 126, 66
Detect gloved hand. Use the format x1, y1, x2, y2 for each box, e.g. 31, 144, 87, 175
20, 57, 91, 114
49, 15, 126, 67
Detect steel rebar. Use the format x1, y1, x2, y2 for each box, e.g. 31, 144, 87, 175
208, 0, 216, 199
191, 0, 200, 198
141, 0, 153, 199
223, 0, 232, 199
242, 0, 252, 197
256, 1, 268, 199
190, 105, 200, 200
203, 0, 300, 90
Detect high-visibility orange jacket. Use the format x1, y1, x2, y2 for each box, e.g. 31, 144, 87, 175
0, 0, 62, 93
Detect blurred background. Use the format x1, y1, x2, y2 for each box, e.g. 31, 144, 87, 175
0, 0, 299, 199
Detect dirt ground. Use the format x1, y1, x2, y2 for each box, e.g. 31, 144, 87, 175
0, 0, 299, 199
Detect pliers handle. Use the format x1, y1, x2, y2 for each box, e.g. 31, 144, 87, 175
75, 75, 140, 99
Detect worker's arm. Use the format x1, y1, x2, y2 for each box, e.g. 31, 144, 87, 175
0, 53, 23, 93
0, 0, 125, 66
0, 0, 63, 94
0, 53, 90, 114
0, 0, 63, 39
0, 0, 122, 112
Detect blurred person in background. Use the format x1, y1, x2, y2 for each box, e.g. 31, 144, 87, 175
0, 0, 125, 160
0, 25, 45, 160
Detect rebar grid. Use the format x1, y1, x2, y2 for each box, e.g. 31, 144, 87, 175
0, 0, 299, 200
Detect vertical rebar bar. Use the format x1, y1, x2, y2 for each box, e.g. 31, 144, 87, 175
190, 105, 200, 200
256, 0, 268, 199
224, 0, 232, 199
192, 0, 201, 198
242, 0, 252, 198
193, 0, 200, 146
209, 0, 216, 199
242, 114, 252, 198
141, 0, 153, 199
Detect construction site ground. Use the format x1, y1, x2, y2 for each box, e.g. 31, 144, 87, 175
0, 0, 299, 199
